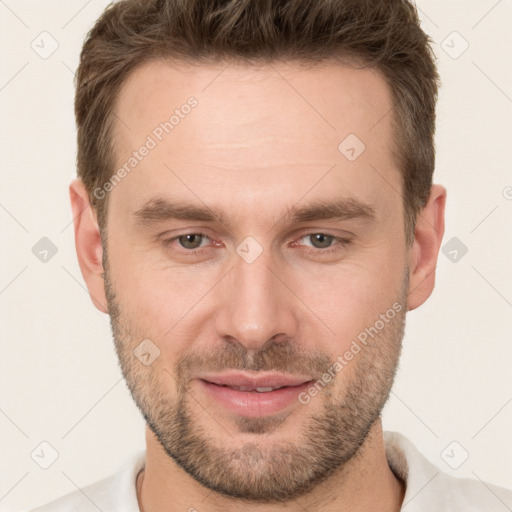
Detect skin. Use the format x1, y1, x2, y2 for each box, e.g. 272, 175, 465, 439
70, 59, 446, 512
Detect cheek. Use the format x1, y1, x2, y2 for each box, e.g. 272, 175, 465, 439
109, 252, 214, 349
108, 225, 406, 346
122, 277, 186, 332
301, 257, 405, 345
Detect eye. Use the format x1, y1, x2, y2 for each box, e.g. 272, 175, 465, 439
303, 233, 334, 249
176, 233, 209, 250
296, 233, 351, 254
160, 231, 351, 258
161, 232, 214, 254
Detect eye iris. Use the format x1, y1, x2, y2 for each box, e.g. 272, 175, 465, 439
178, 234, 203, 249
176, 234, 335, 250
311, 233, 332, 249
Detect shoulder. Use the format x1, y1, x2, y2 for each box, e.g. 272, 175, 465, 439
26, 475, 115, 512
438, 474, 512, 510
25, 450, 146, 512
384, 431, 512, 511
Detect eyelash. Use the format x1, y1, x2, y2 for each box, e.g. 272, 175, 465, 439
161, 232, 352, 256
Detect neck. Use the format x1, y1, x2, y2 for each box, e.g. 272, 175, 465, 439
138, 419, 405, 512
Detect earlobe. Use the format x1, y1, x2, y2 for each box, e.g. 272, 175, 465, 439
407, 184, 447, 311
69, 178, 108, 313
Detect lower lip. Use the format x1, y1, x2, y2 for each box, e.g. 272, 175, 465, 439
198, 379, 313, 417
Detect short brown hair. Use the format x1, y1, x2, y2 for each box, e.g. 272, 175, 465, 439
75, 0, 440, 246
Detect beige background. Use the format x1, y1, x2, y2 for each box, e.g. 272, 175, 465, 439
1, 1, 511, 510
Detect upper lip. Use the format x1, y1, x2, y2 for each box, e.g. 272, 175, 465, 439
198, 372, 313, 389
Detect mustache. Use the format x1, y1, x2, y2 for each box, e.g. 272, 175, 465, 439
175, 340, 333, 382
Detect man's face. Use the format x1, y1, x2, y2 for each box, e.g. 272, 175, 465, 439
103, 59, 410, 501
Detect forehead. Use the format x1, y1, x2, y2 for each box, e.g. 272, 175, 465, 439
114, 58, 393, 146
109, 58, 398, 219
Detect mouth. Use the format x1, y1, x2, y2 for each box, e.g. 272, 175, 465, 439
196, 373, 314, 417
208, 384, 290, 392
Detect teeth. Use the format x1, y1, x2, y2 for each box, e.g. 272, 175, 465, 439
225, 385, 283, 392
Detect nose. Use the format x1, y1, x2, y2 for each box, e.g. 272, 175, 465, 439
214, 247, 300, 351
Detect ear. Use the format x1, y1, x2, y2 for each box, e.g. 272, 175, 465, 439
407, 184, 447, 311
69, 178, 108, 313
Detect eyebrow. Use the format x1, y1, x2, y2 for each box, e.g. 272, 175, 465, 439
132, 196, 376, 229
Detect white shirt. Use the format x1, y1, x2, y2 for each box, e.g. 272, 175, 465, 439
27, 431, 512, 511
